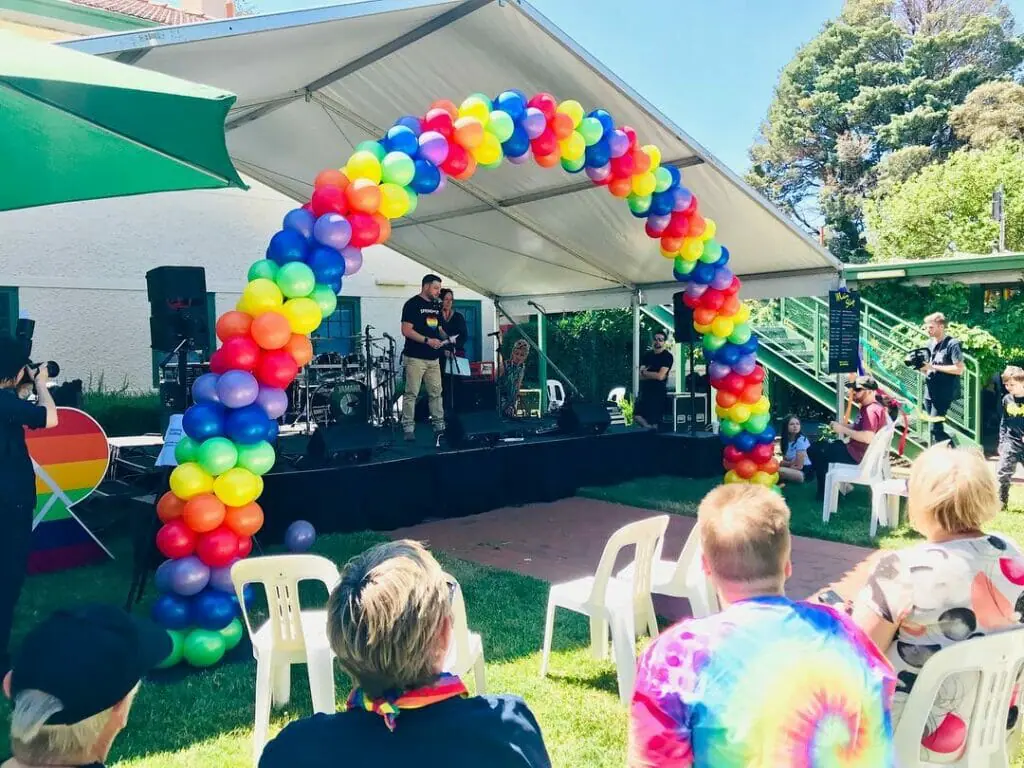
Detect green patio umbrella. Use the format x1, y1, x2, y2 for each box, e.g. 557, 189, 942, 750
0, 31, 246, 211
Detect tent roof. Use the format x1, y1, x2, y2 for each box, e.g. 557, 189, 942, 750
63, 0, 843, 314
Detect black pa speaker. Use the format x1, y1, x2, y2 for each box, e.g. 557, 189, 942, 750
558, 401, 611, 435
672, 291, 695, 344
447, 410, 509, 447
146, 266, 210, 352
307, 422, 379, 464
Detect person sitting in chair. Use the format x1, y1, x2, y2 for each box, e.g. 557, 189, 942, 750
497, 340, 530, 418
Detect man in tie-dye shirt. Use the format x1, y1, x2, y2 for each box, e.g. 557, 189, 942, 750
629, 485, 896, 767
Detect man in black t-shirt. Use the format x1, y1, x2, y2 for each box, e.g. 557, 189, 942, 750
634, 330, 674, 429
920, 312, 965, 445
400, 274, 446, 440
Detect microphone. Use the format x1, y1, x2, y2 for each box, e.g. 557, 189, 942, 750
486, 331, 501, 338
382, 332, 395, 342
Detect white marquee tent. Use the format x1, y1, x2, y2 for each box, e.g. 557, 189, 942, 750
64, 0, 842, 316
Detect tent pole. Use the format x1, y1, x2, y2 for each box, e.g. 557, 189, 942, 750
494, 301, 582, 401
537, 311, 548, 414
632, 295, 641, 401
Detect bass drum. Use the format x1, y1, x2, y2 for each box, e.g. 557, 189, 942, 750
329, 379, 366, 423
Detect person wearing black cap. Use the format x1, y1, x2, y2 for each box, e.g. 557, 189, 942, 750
808, 376, 890, 499
2, 604, 170, 768
0, 336, 58, 676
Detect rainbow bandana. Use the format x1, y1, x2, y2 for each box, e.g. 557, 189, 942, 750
344, 673, 468, 731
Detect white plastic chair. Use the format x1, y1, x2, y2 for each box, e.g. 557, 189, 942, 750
442, 572, 486, 694
616, 523, 720, 619
546, 379, 566, 412
822, 421, 897, 536
540, 515, 669, 705
894, 629, 1024, 767
607, 386, 627, 404
231, 554, 341, 765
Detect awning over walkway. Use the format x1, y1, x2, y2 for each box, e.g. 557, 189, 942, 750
64, 0, 843, 314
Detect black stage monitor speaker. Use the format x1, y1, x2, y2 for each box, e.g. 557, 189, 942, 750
307, 422, 379, 464
447, 410, 508, 447
672, 291, 695, 344
146, 266, 210, 352
558, 401, 611, 436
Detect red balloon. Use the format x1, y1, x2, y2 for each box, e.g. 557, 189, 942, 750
622, 125, 638, 147
725, 276, 741, 295
610, 153, 635, 178
551, 112, 574, 140
209, 348, 229, 375
302, 202, 314, 213
528, 92, 557, 120
723, 459, 736, 472
256, 349, 299, 389
735, 459, 757, 480
665, 213, 690, 239
237, 536, 253, 558
700, 289, 726, 312
716, 390, 738, 408
311, 185, 348, 217
721, 295, 742, 317
422, 108, 454, 138
740, 383, 763, 404
645, 219, 667, 238
219, 336, 261, 373
348, 212, 381, 249
682, 293, 700, 310
751, 443, 774, 463
156, 519, 197, 559
531, 127, 557, 157
196, 525, 240, 568
723, 445, 744, 464
749, 365, 766, 384
441, 143, 470, 176
722, 373, 747, 395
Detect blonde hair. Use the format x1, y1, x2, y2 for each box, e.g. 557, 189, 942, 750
924, 312, 947, 326
698, 484, 791, 587
1002, 365, 1024, 384
908, 444, 998, 534
327, 540, 450, 697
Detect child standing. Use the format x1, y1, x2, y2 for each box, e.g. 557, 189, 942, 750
997, 366, 1024, 509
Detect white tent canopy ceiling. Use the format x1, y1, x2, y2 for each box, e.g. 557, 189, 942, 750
64, 0, 842, 315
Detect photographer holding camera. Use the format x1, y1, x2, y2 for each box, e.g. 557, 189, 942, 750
0, 337, 58, 674
920, 312, 964, 445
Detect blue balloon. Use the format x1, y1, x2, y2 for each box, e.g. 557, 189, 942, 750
152, 593, 191, 630
673, 270, 689, 283
584, 138, 610, 168
757, 426, 776, 445
717, 344, 742, 365
282, 208, 315, 240
384, 125, 418, 156
692, 263, 716, 285
265, 419, 280, 444
229, 584, 256, 611
154, 559, 176, 594
734, 432, 757, 453
226, 404, 273, 445
266, 229, 307, 265
191, 589, 237, 631
191, 373, 220, 405
496, 89, 527, 122
718, 246, 731, 266
410, 159, 441, 194
503, 125, 530, 158
183, 402, 225, 441
741, 337, 759, 354
307, 247, 345, 284
285, 520, 316, 553
329, 277, 343, 295
663, 166, 682, 190
649, 191, 674, 216
588, 109, 615, 135
394, 115, 422, 136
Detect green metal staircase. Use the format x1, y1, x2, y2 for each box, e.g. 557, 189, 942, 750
642, 296, 982, 454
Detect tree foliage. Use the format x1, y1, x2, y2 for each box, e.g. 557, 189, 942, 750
950, 80, 1024, 147
747, 0, 1023, 262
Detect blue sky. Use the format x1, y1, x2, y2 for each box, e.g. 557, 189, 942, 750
242, 0, 1024, 174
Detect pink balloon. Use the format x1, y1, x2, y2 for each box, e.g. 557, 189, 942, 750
418, 131, 449, 165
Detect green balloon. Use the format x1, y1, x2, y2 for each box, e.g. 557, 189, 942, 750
248, 259, 278, 282
578, 117, 604, 146
560, 156, 585, 173
719, 419, 742, 438
745, 413, 770, 434
406, 188, 419, 216
479, 157, 503, 171
674, 257, 697, 276
311, 284, 338, 319
276, 262, 316, 299
236, 441, 276, 476
219, 618, 245, 652
654, 166, 673, 194
381, 152, 415, 187
197, 437, 238, 477
704, 334, 727, 352
174, 436, 200, 465
729, 323, 752, 345
355, 140, 386, 161
700, 240, 723, 263
628, 193, 652, 215
156, 629, 186, 670
486, 110, 515, 143
469, 92, 494, 110
183, 629, 227, 668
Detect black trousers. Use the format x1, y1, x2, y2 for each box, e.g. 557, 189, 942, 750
0, 497, 34, 672
923, 390, 956, 445
808, 440, 858, 498
997, 436, 1024, 507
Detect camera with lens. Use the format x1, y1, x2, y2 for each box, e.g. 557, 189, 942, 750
904, 347, 930, 371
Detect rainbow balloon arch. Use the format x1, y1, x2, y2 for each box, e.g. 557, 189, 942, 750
150, 90, 778, 667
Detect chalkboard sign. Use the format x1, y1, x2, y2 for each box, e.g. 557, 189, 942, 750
828, 290, 861, 374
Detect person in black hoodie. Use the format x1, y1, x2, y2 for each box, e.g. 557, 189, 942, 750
997, 365, 1024, 509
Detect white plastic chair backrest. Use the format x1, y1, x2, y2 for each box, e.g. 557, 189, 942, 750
546, 379, 566, 408
590, 515, 670, 607
667, 525, 721, 614
442, 572, 473, 673
893, 629, 1024, 767
608, 387, 627, 404
230, 554, 341, 654
855, 419, 896, 481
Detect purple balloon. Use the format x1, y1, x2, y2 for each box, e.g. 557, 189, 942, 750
154, 559, 176, 593
608, 129, 630, 159
191, 373, 220, 405
672, 186, 694, 212
507, 153, 530, 165
523, 107, 547, 140
256, 386, 289, 420
208, 561, 239, 593
708, 361, 731, 380
733, 355, 757, 376
285, 520, 316, 553
216, 370, 260, 409
418, 131, 449, 165
342, 246, 363, 277
313, 213, 352, 250
711, 267, 735, 291
171, 556, 211, 597
283, 207, 315, 240
647, 213, 671, 234
586, 163, 611, 183
685, 281, 708, 299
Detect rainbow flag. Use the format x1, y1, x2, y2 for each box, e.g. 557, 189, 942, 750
25, 408, 110, 574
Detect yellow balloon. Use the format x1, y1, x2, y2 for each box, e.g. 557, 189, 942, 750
730, 403, 752, 423
458, 98, 490, 126
660, 244, 680, 259
345, 150, 382, 184
255, 474, 264, 498
752, 396, 771, 415
710, 316, 734, 338
702, 218, 717, 241
724, 470, 742, 485
631, 171, 657, 197
751, 471, 775, 487
213, 467, 260, 507
694, 321, 712, 335
378, 183, 410, 219
169, 462, 214, 500
734, 304, 751, 324
715, 404, 731, 420
471, 132, 503, 165
281, 297, 322, 335
559, 132, 586, 162
556, 99, 584, 128
680, 237, 704, 262
240, 278, 283, 317
641, 144, 661, 169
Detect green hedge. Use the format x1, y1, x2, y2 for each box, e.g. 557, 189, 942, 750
82, 391, 163, 437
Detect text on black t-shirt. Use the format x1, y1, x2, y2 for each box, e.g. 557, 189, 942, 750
1001, 394, 1024, 442
402, 295, 442, 361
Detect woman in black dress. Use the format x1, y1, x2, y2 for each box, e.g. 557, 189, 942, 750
438, 289, 467, 411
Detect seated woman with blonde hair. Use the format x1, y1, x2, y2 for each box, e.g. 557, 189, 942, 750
851, 444, 1024, 762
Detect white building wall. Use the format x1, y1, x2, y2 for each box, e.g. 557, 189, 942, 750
0, 178, 494, 391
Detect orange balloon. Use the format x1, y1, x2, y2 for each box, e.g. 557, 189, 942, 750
661, 235, 685, 253
157, 491, 186, 523
373, 213, 392, 244
633, 149, 652, 175
694, 308, 717, 326
716, 391, 738, 408
739, 384, 763, 404
284, 334, 314, 367
688, 215, 707, 238
182, 493, 227, 533
721, 295, 742, 316
535, 152, 560, 168
216, 311, 253, 343
250, 311, 292, 351
345, 178, 381, 214
760, 458, 780, 475
735, 459, 758, 480
609, 177, 632, 198
224, 502, 264, 537
431, 99, 459, 119
454, 154, 477, 180
314, 169, 349, 191
453, 117, 485, 149
551, 112, 574, 140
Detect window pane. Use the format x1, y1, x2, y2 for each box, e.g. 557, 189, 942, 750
313, 298, 360, 357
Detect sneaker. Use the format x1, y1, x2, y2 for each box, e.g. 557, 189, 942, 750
403, 431, 415, 442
